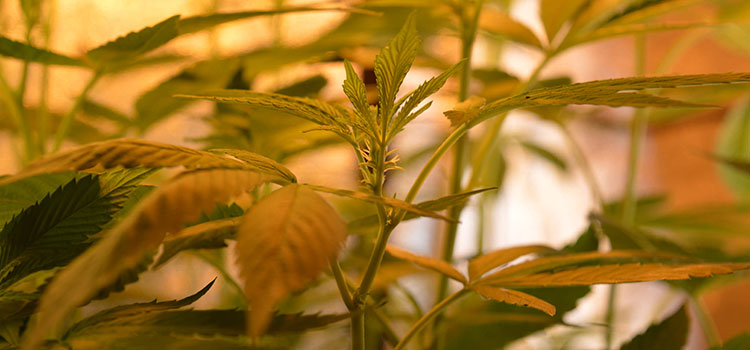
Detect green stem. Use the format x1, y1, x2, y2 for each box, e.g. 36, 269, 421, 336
394, 289, 469, 350
330, 259, 354, 310
690, 294, 721, 348
52, 71, 101, 152
351, 309, 365, 350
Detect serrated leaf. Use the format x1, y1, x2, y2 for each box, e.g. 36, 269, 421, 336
569, 21, 733, 48
66, 279, 215, 336
23, 168, 275, 350
385, 244, 467, 284
0, 168, 151, 288
470, 285, 555, 316
154, 217, 240, 268
388, 60, 464, 139
176, 90, 351, 140
87, 15, 180, 63
343, 60, 376, 136
481, 261, 750, 288
0, 172, 75, 227
479, 7, 543, 49
445, 96, 487, 126
468, 245, 555, 282
211, 149, 296, 184
236, 184, 347, 337
620, 304, 689, 350
304, 184, 452, 221
474, 73, 750, 126
0, 36, 85, 67
539, 0, 588, 43
374, 13, 420, 120
178, 7, 367, 35
1, 139, 289, 185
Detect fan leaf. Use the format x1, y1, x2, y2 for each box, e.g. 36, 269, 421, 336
154, 217, 241, 268
87, 16, 180, 63
374, 13, 420, 120
385, 244, 467, 284
468, 245, 555, 282
470, 285, 556, 316
620, 304, 689, 350
22, 168, 275, 350
0, 36, 85, 66
235, 184, 347, 337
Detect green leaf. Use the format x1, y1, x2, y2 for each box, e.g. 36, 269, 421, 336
135, 58, 239, 132
0, 36, 85, 67
388, 60, 464, 139
385, 244, 467, 284
474, 73, 750, 127
539, 0, 588, 43
620, 304, 688, 350
154, 217, 240, 268
716, 99, 750, 200
80, 100, 132, 126
479, 7, 544, 49
374, 13, 420, 120
343, 60, 376, 135
304, 184, 453, 221
520, 141, 568, 171
22, 168, 276, 350
275, 75, 328, 97
235, 184, 347, 337
175, 90, 352, 141
724, 332, 750, 350
0, 172, 75, 227
87, 15, 180, 63
0, 168, 151, 288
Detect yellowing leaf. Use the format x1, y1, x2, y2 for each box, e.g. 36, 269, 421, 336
444, 96, 486, 126
154, 217, 242, 268
482, 262, 750, 287
22, 169, 274, 350
468, 245, 555, 281
479, 8, 543, 49
471, 285, 556, 316
386, 244, 467, 284
0, 35, 85, 67
1, 139, 293, 185
539, 0, 588, 42
235, 184, 347, 337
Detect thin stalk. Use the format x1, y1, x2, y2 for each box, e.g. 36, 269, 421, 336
558, 120, 605, 211
394, 289, 470, 350
371, 307, 401, 347
330, 259, 354, 310
690, 293, 722, 349
52, 71, 101, 151
0, 73, 33, 163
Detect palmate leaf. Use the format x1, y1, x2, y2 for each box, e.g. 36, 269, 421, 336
0, 36, 85, 67
385, 244, 467, 284
305, 184, 452, 221
176, 90, 352, 141
343, 60, 377, 137
153, 217, 241, 268
0, 139, 296, 185
0, 168, 151, 288
87, 16, 180, 63
22, 168, 277, 350
374, 13, 420, 120
620, 304, 688, 350
469, 285, 556, 316
471, 73, 750, 127
235, 184, 347, 337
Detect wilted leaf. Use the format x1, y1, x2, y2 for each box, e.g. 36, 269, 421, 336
620, 304, 688, 350
445, 96, 486, 126
211, 149, 296, 184
1, 139, 291, 185
154, 217, 241, 268
468, 245, 555, 281
23, 168, 275, 350
235, 184, 347, 337
470, 285, 555, 316
385, 244, 467, 284
0, 36, 85, 67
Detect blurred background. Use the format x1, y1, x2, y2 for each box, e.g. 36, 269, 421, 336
1, 0, 750, 349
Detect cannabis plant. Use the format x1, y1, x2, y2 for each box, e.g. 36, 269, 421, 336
1, 1, 750, 349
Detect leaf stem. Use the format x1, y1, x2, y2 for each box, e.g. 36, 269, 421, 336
52, 71, 102, 152
689, 293, 722, 348
330, 259, 354, 310
394, 289, 470, 350
557, 120, 605, 212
